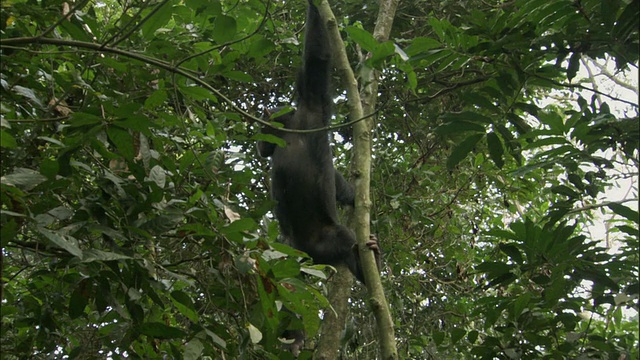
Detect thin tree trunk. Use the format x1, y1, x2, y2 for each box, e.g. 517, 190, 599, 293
316, 1, 400, 358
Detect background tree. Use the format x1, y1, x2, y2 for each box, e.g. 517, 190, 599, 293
1, 0, 637, 359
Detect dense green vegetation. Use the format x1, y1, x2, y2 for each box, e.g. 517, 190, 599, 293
1, 0, 638, 358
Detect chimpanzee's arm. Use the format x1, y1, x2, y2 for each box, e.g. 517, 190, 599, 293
257, 110, 293, 158
257, 141, 276, 158
335, 170, 355, 206
298, 0, 331, 112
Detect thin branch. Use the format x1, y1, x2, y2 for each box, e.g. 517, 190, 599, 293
38, 0, 91, 38
106, 0, 172, 48
568, 198, 639, 215
5, 116, 70, 123
409, 75, 491, 103
176, 0, 273, 67
1, 34, 372, 134
527, 71, 639, 108
0, 36, 271, 126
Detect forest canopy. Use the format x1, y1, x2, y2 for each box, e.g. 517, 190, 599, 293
1, 0, 638, 358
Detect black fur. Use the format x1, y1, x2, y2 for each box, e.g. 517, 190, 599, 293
258, 0, 378, 283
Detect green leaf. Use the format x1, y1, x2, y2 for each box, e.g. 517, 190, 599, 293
141, 1, 175, 39
432, 330, 445, 345
498, 243, 523, 264
467, 330, 479, 344
370, 41, 396, 65
428, 17, 447, 41
144, 90, 168, 109
300, 265, 328, 279
535, 1, 576, 29
221, 218, 258, 235
213, 15, 237, 43
485, 229, 519, 241
180, 85, 218, 102
204, 328, 227, 349
39, 158, 59, 179
222, 70, 253, 82
422, 49, 454, 68
69, 282, 90, 319
139, 322, 186, 339
254, 132, 285, 147
247, 323, 262, 344
435, 121, 486, 135
81, 249, 132, 262
512, 292, 532, 319
0, 130, 17, 148
248, 37, 276, 59
270, 258, 302, 279
1, 168, 48, 191
550, 185, 579, 198
462, 92, 499, 112
60, 18, 91, 42
270, 242, 307, 258
577, 268, 620, 291
69, 112, 103, 127
37, 227, 83, 258
607, 203, 638, 223
171, 291, 199, 323
435, 52, 462, 72
544, 278, 568, 304
184, 338, 204, 360
114, 116, 155, 136
447, 134, 484, 169
567, 52, 581, 82
613, 0, 639, 43
12, 85, 43, 108
441, 111, 493, 124
488, 272, 516, 287
0, 220, 18, 246
615, 225, 639, 237
487, 132, 504, 168
346, 26, 378, 52
148, 165, 166, 188
567, 173, 584, 190
450, 328, 466, 344
106, 126, 135, 160
476, 261, 513, 278
506, 113, 532, 135
525, 137, 568, 149
405, 36, 441, 57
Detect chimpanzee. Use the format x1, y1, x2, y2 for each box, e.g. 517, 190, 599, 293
258, 0, 380, 284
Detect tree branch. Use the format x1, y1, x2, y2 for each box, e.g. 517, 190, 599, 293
0, 36, 274, 127
316, 0, 399, 358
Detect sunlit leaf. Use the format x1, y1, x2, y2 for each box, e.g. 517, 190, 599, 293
247, 323, 262, 344
1, 168, 48, 190
81, 249, 132, 262
37, 227, 83, 258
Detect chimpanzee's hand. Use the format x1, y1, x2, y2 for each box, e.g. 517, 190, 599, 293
366, 234, 382, 271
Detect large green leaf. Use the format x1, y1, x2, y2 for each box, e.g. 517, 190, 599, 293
139, 322, 187, 339
141, 1, 176, 39
447, 133, 484, 169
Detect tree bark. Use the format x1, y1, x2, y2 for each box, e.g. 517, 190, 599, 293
314, 264, 353, 359
316, 1, 400, 358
